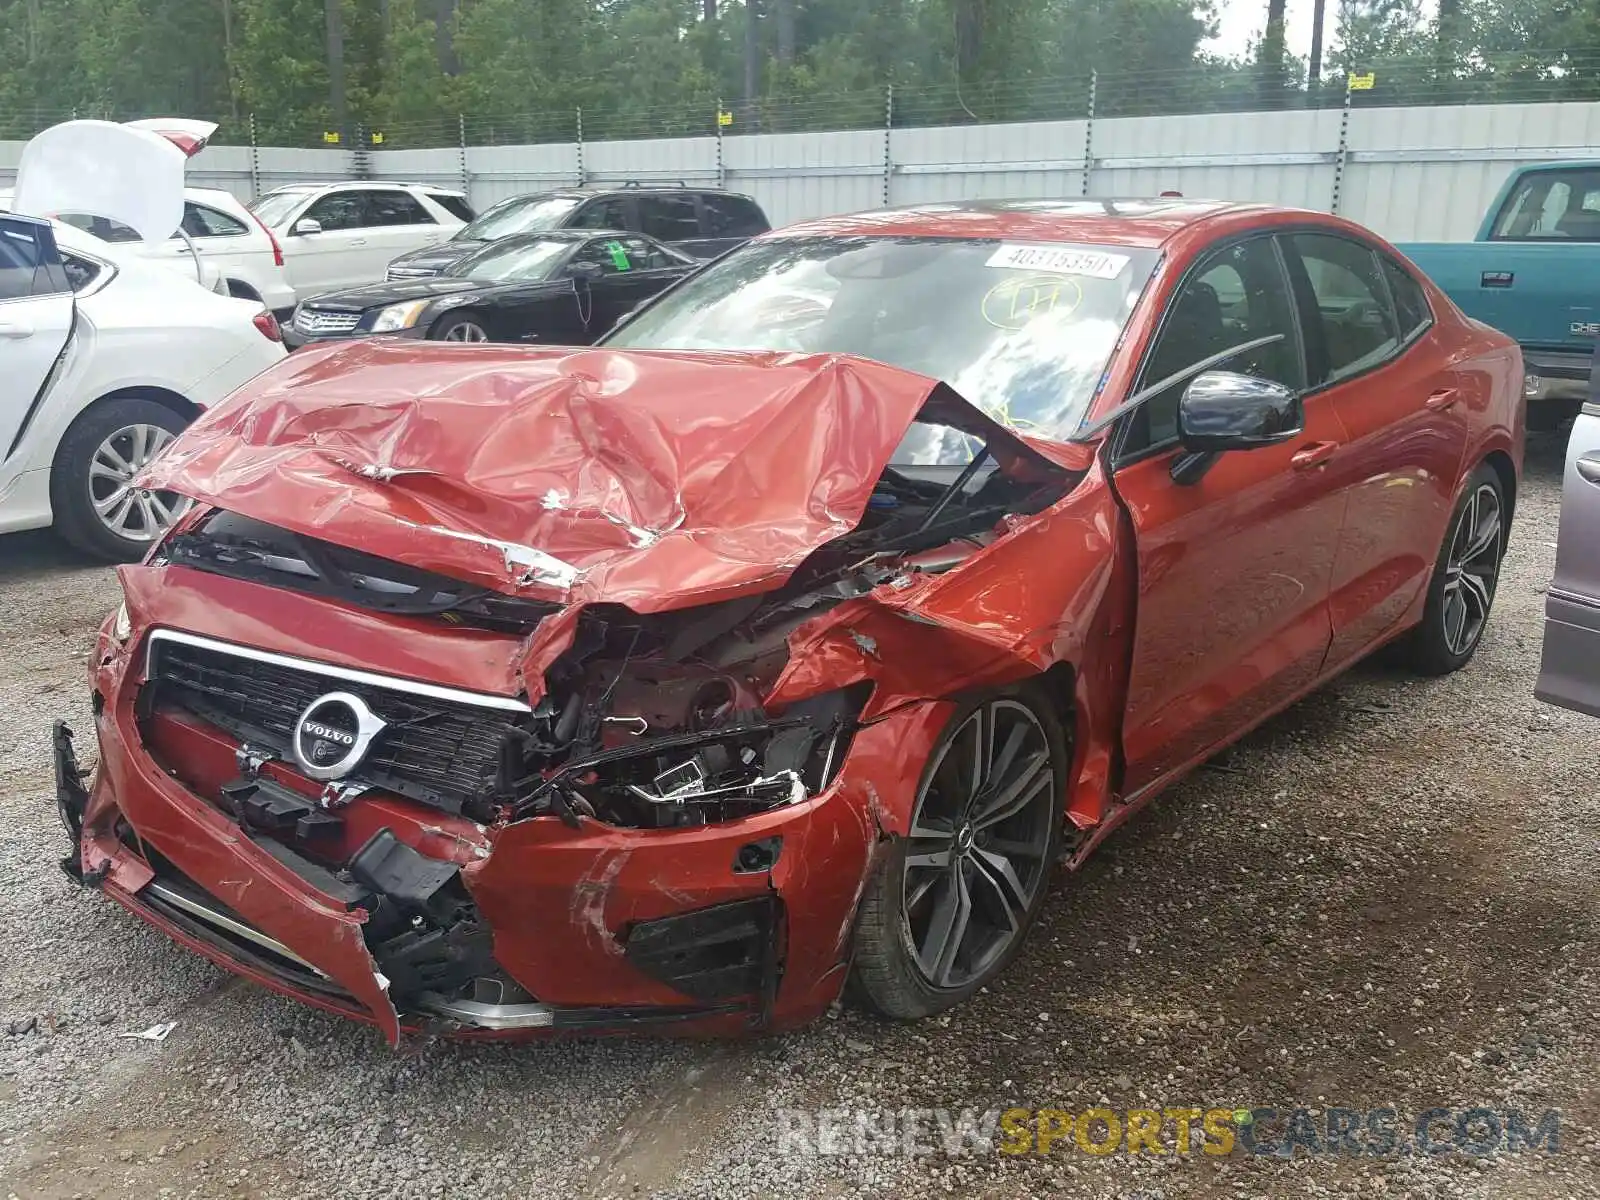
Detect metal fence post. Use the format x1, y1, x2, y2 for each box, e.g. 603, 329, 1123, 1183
1331, 79, 1353, 214
1082, 70, 1096, 197
248, 113, 260, 200
353, 124, 370, 180
458, 113, 470, 198
575, 107, 585, 185
883, 84, 894, 207
716, 98, 726, 188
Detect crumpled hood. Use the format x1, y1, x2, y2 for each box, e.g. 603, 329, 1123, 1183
140, 340, 1028, 611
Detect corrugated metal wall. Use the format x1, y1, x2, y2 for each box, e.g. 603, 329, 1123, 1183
6, 102, 1600, 241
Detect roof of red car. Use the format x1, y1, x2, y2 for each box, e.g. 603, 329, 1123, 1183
769, 198, 1263, 248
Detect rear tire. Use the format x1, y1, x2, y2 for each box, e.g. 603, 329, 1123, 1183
225, 279, 262, 303
50, 398, 191, 562
1395, 464, 1506, 676
850, 685, 1068, 1019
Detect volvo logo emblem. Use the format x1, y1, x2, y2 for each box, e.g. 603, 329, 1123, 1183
291, 691, 387, 781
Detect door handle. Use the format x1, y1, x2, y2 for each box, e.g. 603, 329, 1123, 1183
1577, 452, 1600, 485
0, 321, 34, 339
1424, 387, 1459, 411
1291, 441, 1340, 470
349, 239, 368, 247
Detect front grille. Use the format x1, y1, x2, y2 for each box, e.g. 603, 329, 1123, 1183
294, 309, 362, 335
146, 636, 527, 818
386, 266, 437, 280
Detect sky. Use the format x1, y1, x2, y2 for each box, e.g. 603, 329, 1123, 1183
1205, 0, 1329, 61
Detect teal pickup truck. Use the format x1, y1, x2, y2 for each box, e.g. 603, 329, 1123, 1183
1400, 161, 1600, 430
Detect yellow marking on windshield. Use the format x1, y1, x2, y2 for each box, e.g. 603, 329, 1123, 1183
982, 273, 1083, 331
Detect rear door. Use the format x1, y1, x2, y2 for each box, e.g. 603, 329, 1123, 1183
1284, 231, 1471, 669
635, 193, 705, 256
0, 215, 74, 471
1537, 399, 1600, 717
359, 189, 446, 279
693, 193, 771, 258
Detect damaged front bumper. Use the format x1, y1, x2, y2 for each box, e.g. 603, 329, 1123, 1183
61, 619, 945, 1043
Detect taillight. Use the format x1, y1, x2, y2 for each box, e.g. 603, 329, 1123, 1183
249, 209, 284, 268
253, 311, 283, 343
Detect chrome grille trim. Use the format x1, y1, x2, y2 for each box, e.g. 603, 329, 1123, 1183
143, 629, 533, 713
294, 310, 362, 334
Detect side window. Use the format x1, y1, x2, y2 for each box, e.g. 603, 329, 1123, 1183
1126, 237, 1304, 453
638, 195, 701, 242
620, 237, 676, 269
57, 213, 141, 243
1289, 233, 1400, 385
0, 217, 69, 300
570, 238, 632, 276
362, 190, 436, 227
427, 193, 475, 222
1491, 170, 1600, 240
60, 250, 107, 295
302, 192, 366, 232
180, 202, 248, 239
570, 197, 631, 231
699, 194, 769, 238
1381, 257, 1432, 343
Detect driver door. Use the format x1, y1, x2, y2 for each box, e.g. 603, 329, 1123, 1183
0, 215, 74, 485
1110, 233, 1350, 795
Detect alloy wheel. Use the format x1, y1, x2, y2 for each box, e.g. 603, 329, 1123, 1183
87, 424, 189, 543
901, 699, 1057, 991
1441, 482, 1502, 657
442, 321, 489, 343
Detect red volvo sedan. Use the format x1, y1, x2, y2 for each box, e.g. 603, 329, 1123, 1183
56, 199, 1523, 1042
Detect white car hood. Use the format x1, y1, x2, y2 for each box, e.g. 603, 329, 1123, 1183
11, 119, 212, 243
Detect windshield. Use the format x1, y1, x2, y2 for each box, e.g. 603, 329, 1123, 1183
451, 238, 574, 283
455, 195, 584, 242
249, 189, 313, 227
604, 236, 1158, 441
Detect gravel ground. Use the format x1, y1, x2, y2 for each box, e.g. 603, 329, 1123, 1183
1, 431, 1596, 1200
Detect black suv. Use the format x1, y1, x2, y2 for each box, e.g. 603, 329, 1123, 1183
385, 185, 770, 280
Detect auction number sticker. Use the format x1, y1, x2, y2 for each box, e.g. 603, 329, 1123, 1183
986, 243, 1128, 279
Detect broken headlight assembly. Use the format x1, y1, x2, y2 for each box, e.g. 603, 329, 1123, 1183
517, 685, 870, 830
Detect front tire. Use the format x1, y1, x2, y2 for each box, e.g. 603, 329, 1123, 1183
850, 686, 1068, 1019
50, 398, 191, 562
429, 312, 491, 343
1397, 464, 1506, 676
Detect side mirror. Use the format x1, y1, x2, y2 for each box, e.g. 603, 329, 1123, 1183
291, 217, 322, 236
567, 261, 603, 285
1177, 370, 1303, 452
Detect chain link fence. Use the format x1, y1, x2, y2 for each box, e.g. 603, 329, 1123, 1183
6, 49, 1600, 154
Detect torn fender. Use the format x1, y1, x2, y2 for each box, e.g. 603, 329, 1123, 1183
140, 343, 1039, 611
766, 458, 1124, 719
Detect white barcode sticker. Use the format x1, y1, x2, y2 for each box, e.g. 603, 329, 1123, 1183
985, 244, 1129, 279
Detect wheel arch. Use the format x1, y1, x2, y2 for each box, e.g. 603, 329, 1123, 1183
55, 386, 200, 461
1482, 448, 1517, 534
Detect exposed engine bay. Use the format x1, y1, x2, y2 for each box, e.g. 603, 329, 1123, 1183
150, 428, 1071, 833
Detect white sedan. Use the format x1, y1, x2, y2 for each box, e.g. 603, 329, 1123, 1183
0, 214, 285, 560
